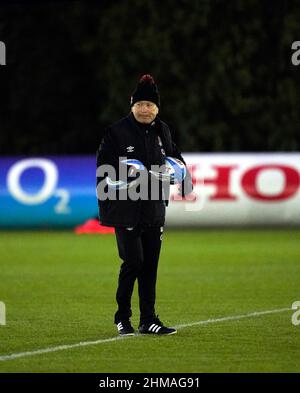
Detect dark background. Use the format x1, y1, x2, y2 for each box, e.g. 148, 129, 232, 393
0, 0, 299, 155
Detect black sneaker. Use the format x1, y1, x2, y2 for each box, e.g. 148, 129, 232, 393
116, 320, 135, 336
139, 315, 177, 335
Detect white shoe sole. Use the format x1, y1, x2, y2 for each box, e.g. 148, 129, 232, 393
119, 332, 135, 336
139, 330, 177, 335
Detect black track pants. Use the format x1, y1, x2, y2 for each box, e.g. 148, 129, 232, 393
114, 224, 163, 325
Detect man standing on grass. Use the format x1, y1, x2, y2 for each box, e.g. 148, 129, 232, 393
96, 74, 193, 336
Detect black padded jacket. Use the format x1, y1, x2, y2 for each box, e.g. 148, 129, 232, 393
96, 113, 192, 228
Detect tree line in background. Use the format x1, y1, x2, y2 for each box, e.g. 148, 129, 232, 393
0, 0, 299, 155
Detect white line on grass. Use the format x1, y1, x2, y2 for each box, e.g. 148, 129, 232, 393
174, 307, 291, 329
0, 307, 291, 362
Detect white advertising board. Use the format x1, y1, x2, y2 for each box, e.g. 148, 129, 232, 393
166, 153, 300, 227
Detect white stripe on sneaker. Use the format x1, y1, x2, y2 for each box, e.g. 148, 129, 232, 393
149, 324, 161, 333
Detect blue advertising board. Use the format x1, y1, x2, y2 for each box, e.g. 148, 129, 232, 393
0, 156, 98, 228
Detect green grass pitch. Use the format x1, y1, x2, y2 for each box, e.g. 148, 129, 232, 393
0, 229, 300, 372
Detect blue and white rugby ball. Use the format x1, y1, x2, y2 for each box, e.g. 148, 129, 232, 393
106, 159, 146, 190
165, 157, 187, 184
120, 159, 146, 177
149, 156, 186, 184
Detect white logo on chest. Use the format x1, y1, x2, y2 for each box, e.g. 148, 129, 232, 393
126, 146, 135, 153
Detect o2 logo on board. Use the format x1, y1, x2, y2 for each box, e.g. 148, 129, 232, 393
6, 158, 71, 214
